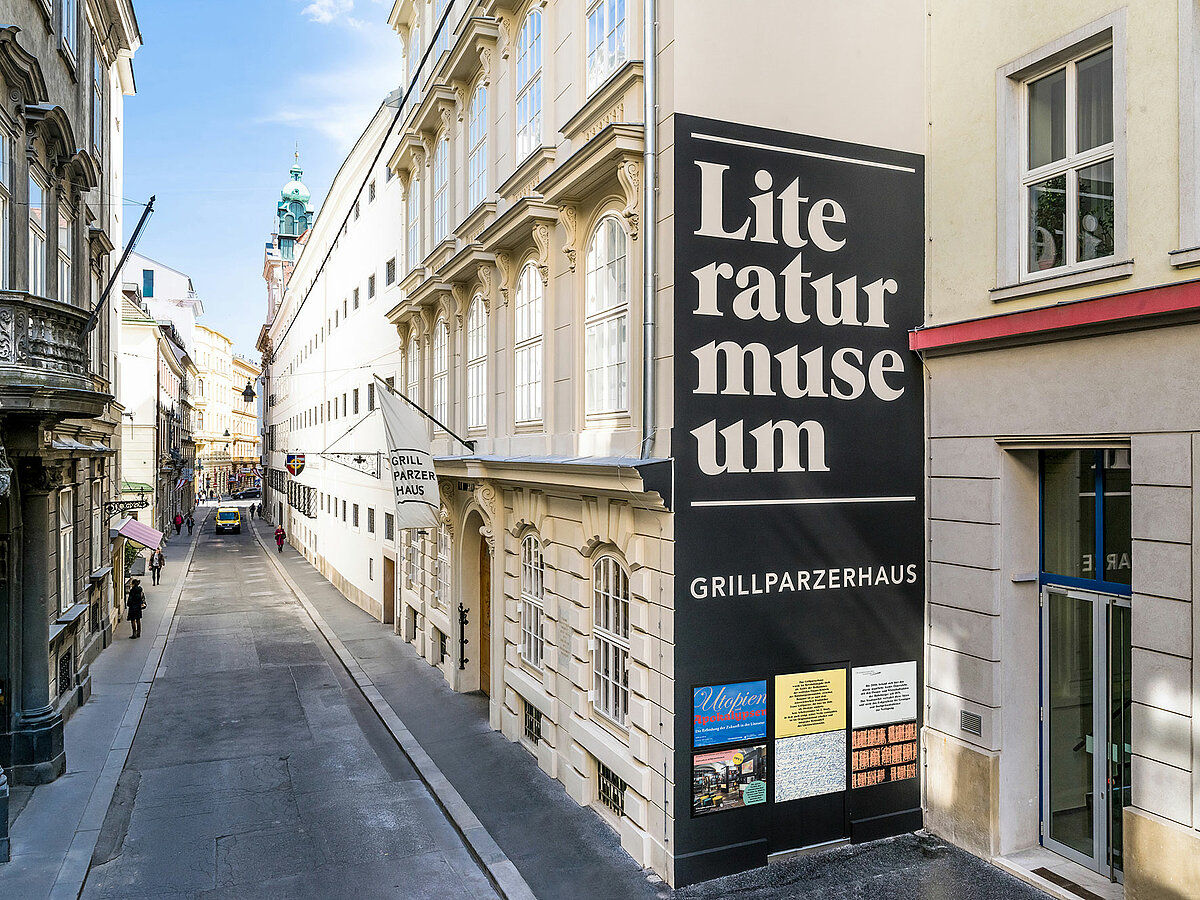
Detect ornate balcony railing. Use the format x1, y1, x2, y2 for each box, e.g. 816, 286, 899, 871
0, 290, 107, 419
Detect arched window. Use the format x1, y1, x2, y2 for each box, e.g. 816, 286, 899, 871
407, 175, 421, 270
520, 534, 545, 668
467, 84, 488, 209
584, 216, 629, 415
433, 0, 450, 56
432, 319, 448, 425
592, 555, 629, 725
407, 333, 420, 402
513, 263, 543, 423
466, 295, 487, 430
515, 11, 542, 160
432, 134, 449, 243
586, 0, 628, 93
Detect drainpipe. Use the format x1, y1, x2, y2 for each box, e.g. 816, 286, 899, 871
639, 0, 658, 459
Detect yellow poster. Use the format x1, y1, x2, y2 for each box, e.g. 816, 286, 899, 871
775, 669, 846, 738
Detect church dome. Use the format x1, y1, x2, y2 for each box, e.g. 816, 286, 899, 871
281, 161, 310, 205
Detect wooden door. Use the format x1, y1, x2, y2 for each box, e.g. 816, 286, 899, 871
479, 537, 491, 696
382, 557, 395, 624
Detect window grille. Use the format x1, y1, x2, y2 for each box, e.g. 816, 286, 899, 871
368, 273, 376, 298
524, 700, 543, 745
57, 650, 74, 698
520, 535, 545, 668
367, 507, 375, 534
385, 513, 395, 542
386, 257, 397, 285
598, 761, 626, 817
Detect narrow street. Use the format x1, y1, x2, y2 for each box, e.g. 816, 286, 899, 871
80, 503, 497, 900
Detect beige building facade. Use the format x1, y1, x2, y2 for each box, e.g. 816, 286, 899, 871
921, 2, 1200, 898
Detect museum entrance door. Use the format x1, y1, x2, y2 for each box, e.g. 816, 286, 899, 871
1041, 587, 1131, 881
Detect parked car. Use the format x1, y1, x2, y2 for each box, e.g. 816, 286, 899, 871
231, 488, 261, 500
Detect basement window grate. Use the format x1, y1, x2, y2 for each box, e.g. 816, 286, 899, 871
57, 651, 74, 697
598, 761, 626, 818
523, 700, 542, 746
960, 710, 982, 736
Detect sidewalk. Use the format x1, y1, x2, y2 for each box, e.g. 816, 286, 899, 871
251, 516, 668, 900
0, 519, 199, 899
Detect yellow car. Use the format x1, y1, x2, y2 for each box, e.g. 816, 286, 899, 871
215, 507, 241, 534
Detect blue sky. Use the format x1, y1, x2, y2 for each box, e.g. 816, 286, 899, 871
124, 0, 401, 358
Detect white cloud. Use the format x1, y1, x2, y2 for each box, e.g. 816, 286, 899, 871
301, 0, 356, 24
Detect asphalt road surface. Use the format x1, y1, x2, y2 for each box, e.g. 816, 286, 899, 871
81, 503, 497, 900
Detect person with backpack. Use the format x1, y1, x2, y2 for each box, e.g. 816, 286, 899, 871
274, 525, 286, 552
127, 579, 146, 638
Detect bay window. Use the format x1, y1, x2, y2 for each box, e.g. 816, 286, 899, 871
586, 0, 627, 93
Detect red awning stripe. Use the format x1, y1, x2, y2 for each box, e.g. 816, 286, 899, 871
910, 279, 1200, 352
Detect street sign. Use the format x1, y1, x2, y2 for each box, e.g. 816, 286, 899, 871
286, 454, 305, 476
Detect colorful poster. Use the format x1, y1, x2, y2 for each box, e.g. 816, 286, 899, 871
692, 744, 769, 817
774, 669, 846, 738
693, 681, 768, 748
775, 731, 847, 802
851, 661, 917, 728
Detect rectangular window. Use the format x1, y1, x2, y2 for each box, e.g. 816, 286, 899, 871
61, 0, 76, 58
342, 500, 347, 521
352, 388, 360, 414
1023, 47, 1114, 276
0, 130, 9, 289
353, 287, 359, 309
520, 537, 545, 668
433, 137, 449, 243
385, 513, 395, 542
29, 175, 47, 296
1041, 448, 1130, 588
368, 274, 376, 298
369, 557, 374, 580
368, 382, 376, 411
57, 208, 73, 304
468, 84, 489, 207
523, 700, 542, 745
142, 267, 154, 298
368, 180, 376, 202
367, 507, 375, 533
407, 178, 421, 271
353, 200, 360, 220
58, 488, 74, 614
386, 257, 396, 285
433, 521, 451, 610
90, 480, 101, 569
342, 393, 347, 417
92, 46, 104, 155
592, 556, 630, 726
586, 0, 628, 94
597, 761, 626, 817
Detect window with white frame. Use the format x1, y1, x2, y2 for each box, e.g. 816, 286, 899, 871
592, 554, 629, 725
1023, 45, 1114, 277
513, 263, 543, 423
432, 319, 448, 425
407, 176, 421, 271
90, 480, 101, 569
57, 205, 73, 304
516, 11, 542, 160
519, 534, 545, 668
466, 295, 487, 430
433, 134, 449, 244
467, 83, 488, 210
58, 488, 74, 614
433, 0, 450, 57
405, 526, 419, 582
0, 129, 9, 288
28, 173, 47, 296
367, 507, 375, 534
433, 515, 451, 609
61, 0, 76, 58
584, 216, 629, 415
586, 0, 627, 94
407, 334, 420, 402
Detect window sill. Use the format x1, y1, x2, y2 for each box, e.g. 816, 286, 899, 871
1168, 246, 1200, 268
59, 43, 77, 80
990, 259, 1134, 303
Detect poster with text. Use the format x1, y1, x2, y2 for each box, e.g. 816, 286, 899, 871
672, 113, 925, 875
694, 681, 769, 748
692, 744, 769, 817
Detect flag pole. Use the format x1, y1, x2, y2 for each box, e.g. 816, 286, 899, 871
373, 374, 474, 453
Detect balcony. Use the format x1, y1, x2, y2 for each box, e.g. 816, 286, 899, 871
0, 289, 108, 419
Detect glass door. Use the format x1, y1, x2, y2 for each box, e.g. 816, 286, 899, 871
1041, 587, 1130, 880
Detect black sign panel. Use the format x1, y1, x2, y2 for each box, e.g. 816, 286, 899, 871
672, 114, 924, 885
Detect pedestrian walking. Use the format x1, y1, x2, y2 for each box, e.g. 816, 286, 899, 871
149, 549, 162, 585
274, 525, 286, 552
127, 579, 146, 638
174, 513, 184, 535
186, 512, 194, 535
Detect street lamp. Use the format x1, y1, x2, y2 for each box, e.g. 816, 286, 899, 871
241, 380, 257, 403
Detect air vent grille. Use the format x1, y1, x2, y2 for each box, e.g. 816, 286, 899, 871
960, 710, 982, 736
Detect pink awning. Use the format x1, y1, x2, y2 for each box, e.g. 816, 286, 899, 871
116, 518, 164, 550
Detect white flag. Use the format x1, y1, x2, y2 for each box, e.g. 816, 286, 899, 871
376, 379, 439, 529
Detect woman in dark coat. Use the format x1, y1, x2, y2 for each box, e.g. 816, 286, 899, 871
127, 579, 146, 638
